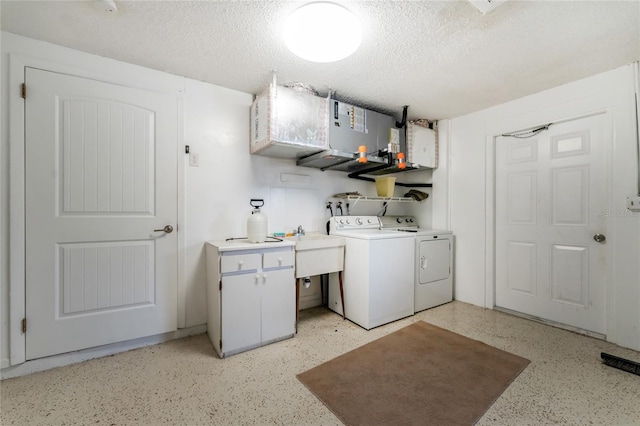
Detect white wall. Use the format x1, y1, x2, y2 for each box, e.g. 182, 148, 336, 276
1, 32, 432, 367
443, 65, 640, 350
181, 78, 431, 327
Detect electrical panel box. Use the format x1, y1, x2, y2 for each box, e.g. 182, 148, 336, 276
329, 100, 401, 154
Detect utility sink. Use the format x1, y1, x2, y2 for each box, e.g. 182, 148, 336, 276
287, 233, 345, 278
289, 233, 345, 251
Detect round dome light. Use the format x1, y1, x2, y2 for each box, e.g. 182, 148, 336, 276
283, 2, 362, 63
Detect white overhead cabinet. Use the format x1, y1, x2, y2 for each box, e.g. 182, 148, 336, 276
407, 123, 438, 168
206, 241, 296, 358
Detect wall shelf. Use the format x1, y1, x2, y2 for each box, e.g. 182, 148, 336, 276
331, 194, 421, 208
334, 195, 415, 203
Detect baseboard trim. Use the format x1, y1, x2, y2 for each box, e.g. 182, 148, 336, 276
1, 324, 207, 380
493, 306, 606, 340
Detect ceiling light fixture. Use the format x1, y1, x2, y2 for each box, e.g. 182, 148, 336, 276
283, 2, 362, 63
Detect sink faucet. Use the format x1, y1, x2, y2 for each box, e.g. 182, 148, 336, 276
296, 225, 305, 236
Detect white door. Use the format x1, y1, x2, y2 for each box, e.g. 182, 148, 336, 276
25, 67, 178, 359
495, 113, 609, 335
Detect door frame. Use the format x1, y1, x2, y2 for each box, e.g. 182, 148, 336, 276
484, 94, 619, 340
8, 53, 186, 366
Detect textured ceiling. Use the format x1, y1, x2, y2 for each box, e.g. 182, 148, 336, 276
1, 0, 639, 120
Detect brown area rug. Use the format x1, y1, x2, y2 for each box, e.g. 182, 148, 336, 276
297, 321, 530, 426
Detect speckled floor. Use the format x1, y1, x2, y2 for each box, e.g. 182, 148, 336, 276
1, 301, 639, 425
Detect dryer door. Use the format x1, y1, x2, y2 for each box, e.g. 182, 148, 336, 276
418, 239, 450, 284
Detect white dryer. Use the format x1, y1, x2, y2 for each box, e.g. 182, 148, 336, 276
414, 229, 453, 312
379, 216, 453, 313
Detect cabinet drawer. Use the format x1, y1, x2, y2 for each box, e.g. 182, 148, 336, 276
263, 250, 294, 269
221, 253, 261, 273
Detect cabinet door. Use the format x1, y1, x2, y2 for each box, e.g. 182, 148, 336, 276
261, 268, 295, 342
221, 273, 261, 354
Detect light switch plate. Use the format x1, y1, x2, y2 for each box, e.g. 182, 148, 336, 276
189, 152, 200, 167
627, 195, 640, 211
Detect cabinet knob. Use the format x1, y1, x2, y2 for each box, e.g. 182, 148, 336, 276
262, 273, 268, 280
278, 257, 282, 264
237, 260, 244, 269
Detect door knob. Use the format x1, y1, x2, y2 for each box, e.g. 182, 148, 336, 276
593, 233, 606, 243
154, 225, 174, 234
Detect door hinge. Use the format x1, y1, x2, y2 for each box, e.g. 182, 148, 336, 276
21, 83, 26, 99
219, 339, 222, 350
219, 280, 222, 291
22, 318, 27, 333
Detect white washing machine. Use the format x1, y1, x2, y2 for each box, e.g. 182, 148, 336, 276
328, 216, 415, 330
380, 216, 454, 312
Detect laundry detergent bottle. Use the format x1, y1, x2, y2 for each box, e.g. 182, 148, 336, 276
247, 199, 268, 243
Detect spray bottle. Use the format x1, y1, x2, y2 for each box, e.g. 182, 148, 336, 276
247, 199, 268, 243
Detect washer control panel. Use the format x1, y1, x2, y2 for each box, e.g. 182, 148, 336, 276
379, 216, 418, 230
331, 216, 380, 230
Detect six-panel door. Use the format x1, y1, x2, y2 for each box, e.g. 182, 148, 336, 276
495, 113, 608, 334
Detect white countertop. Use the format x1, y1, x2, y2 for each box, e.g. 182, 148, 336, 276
206, 238, 295, 252
207, 233, 346, 252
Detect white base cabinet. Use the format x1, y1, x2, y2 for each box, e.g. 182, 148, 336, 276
206, 241, 296, 358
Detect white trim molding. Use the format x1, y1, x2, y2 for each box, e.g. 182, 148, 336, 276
484, 85, 634, 346
4, 34, 186, 366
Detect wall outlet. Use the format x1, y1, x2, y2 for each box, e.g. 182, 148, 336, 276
189, 152, 200, 167
627, 195, 640, 211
